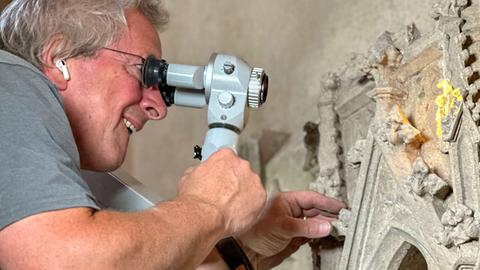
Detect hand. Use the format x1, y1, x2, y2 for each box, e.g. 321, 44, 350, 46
177, 148, 267, 235
237, 191, 346, 269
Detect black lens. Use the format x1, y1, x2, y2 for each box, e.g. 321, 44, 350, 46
142, 56, 176, 106
142, 56, 164, 88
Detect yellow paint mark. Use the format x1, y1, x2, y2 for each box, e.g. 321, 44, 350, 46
435, 79, 463, 139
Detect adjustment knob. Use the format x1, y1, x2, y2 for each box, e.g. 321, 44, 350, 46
218, 91, 235, 109
247, 67, 268, 108
193, 145, 202, 160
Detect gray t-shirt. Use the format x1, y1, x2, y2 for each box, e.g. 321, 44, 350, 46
0, 50, 100, 229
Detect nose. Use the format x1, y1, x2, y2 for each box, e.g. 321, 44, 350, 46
140, 87, 168, 120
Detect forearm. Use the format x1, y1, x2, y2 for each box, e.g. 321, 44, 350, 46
0, 198, 225, 270
1, 149, 268, 269
91, 198, 225, 269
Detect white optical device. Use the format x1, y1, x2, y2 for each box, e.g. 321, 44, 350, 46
142, 53, 269, 161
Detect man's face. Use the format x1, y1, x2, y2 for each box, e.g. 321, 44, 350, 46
60, 9, 166, 171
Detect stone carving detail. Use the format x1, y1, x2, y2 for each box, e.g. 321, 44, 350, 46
302, 121, 319, 174
362, 31, 403, 88
432, 0, 468, 19
460, 0, 480, 124
436, 204, 480, 247
457, 264, 475, 270
435, 0, 480, 136
301, 1, 480, 269
375, 104, 422, 146
338, 53, 370, 86
309, 72, 345, 200
406, 23, 421, 45
310, 168, 343, 200
346, 139, 366, 168
457, 265, 474, 270
337, 1, 480, 268
407, 157, 450, 199
331, 209, 351, 241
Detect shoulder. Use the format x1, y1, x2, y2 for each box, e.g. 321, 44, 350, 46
0, 50, 62, 105
0, 50, 67, 129
0, 50, 79, 163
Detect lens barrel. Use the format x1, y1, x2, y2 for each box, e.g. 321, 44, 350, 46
142, 56, 175, 106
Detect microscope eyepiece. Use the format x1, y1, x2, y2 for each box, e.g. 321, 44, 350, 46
141, 54, 268, 109
142, 56, 175, 106
142, 56, 165, 88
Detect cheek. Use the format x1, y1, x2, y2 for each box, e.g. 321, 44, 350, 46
109, 74, 144, 107
122, 81, 143, 105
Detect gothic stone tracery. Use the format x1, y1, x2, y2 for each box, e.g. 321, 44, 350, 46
298, 0, 480, 268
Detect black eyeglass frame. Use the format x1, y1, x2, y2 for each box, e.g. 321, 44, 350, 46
102, 47, 147, 83
102, 47, 174, 106
102, 47, 146, 64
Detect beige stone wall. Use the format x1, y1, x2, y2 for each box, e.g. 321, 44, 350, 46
123, 0, 437, 200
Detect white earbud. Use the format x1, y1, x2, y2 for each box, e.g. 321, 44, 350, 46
55, 59, 70, 81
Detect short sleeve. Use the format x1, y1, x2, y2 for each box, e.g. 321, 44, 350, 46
0, 61, 100, 229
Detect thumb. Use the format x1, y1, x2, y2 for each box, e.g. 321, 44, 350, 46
283, 217, 332, 238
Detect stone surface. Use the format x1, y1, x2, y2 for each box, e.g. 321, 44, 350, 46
407, 157, 450, 199
436, 204, 480, 247
333, 0, 480, 269
302, 121, 320, 175
308, 71, 345, 201
331, 209, 351, 241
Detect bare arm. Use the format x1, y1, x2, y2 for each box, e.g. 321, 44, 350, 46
0, 199, 223, 269
0, 149, 266, 270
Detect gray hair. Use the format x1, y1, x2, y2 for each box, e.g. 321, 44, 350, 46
0, 0, 169, 68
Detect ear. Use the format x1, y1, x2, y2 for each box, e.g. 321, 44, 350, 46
41, 36, 69, 91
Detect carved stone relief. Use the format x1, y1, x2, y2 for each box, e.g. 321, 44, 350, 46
407, 157, 449, 199
292, 0, 480, 268
436, 204, 480, 247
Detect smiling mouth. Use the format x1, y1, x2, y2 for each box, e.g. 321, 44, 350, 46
123, 118, 136, 134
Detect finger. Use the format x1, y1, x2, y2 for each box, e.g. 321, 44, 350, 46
298, 212, 337, 223
283, 217, 332, 238
302, 208, 339, 218
309, 215, 338, 222
284, 191, 346, 214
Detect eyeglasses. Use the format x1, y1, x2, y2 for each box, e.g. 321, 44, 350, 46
102, 47, 146, 85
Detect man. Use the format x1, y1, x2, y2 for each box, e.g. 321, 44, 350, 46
0, 1, 345, 269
